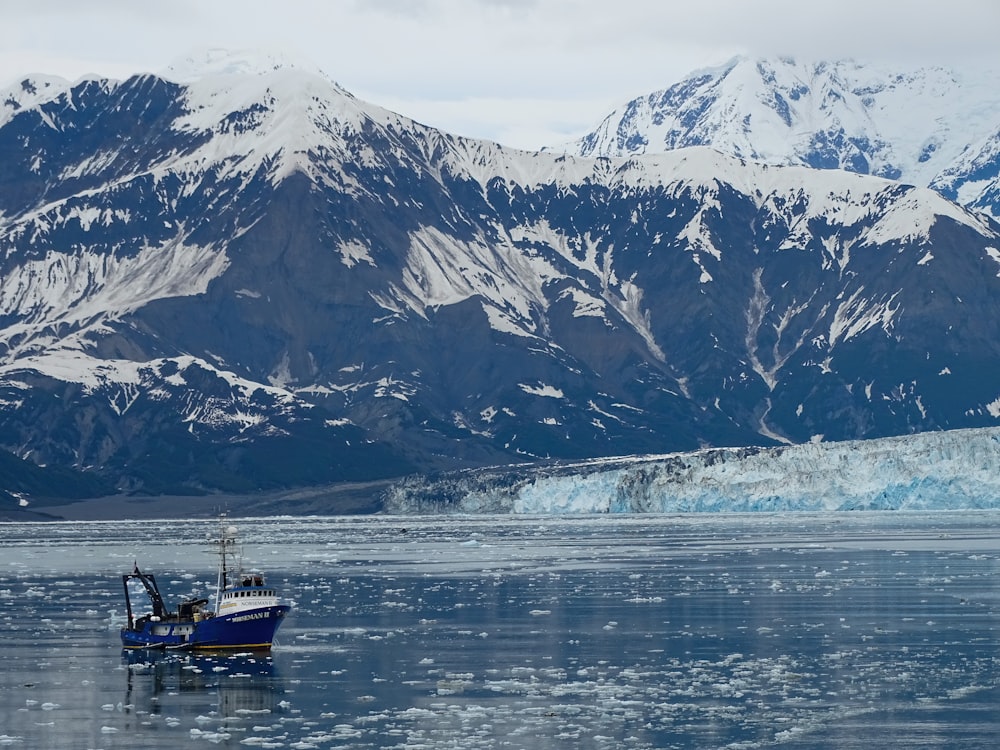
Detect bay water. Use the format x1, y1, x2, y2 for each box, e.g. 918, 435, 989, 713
1, 512, 998, 748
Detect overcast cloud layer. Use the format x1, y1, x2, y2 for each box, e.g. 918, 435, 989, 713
4, 0, 998, 149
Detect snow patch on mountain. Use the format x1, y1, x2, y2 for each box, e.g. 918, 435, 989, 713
0, 240, 228, 362
520, 383, 564, 398
827, 288, 900, 347
0, 350, 291, 402
0, 74, 71, 128
338, 239, 375, 268
0, 349, 304, 441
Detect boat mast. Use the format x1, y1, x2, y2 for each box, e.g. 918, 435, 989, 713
213, 516, 239, 609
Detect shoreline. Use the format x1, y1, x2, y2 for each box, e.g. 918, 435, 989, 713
1, 480, 394, 522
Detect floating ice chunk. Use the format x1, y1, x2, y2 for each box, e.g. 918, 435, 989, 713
331, 725, 363, 739
192, 729, 231, 742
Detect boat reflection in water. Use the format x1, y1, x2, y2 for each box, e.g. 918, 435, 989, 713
122, 649, 286, 731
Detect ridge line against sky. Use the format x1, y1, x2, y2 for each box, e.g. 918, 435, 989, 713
4, 0, 999, 151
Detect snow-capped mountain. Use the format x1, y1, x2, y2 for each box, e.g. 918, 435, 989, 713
3, 50, 1000, 502
562, 57, 1000, 218
383, 426, 1000, 513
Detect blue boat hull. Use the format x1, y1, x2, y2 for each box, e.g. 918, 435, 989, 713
121, 604, 290, 650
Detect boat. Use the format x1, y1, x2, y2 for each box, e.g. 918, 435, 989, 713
120, 518, 290, 651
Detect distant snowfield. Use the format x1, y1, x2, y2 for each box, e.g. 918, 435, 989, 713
384, 426, 1000, 514
562, 57, 1000, 219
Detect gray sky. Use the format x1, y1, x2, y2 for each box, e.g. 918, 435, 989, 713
4, 0, 998, 149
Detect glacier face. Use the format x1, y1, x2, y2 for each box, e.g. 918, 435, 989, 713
382, 427, 1000, 514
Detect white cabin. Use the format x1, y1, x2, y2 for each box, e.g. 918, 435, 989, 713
217, 586, 280, 615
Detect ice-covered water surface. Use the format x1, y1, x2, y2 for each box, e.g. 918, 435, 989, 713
0, 513, 998, 749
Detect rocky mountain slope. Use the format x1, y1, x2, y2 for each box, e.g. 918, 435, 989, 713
2, 52, 1000, 504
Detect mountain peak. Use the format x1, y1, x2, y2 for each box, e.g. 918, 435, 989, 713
152, 47, 375, 186
558, 55, 1000, 218
0, 73, 73, 129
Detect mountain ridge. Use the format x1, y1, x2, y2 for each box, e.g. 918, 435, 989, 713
2, 52, 1000, 506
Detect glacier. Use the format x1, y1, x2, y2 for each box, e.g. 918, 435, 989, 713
382, 426, 1000, 514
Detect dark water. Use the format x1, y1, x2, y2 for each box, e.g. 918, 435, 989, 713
1, 513, 998, 749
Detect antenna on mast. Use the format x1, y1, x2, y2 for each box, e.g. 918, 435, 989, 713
212, 513, 240, 610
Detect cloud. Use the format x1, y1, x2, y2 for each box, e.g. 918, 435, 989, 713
2, 0, 998, 149
652, 0, 1000, 66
